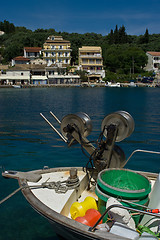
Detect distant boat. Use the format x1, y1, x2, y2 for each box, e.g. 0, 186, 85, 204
105, 82, 121, 87
12, 85, 22, 89
90, 84, 96, 88
129, 81, 137, 87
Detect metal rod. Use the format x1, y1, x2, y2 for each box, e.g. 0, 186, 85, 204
89, 204, 160, 232
40, 113, 67, 143
122, 149, 160, 167
50, 111, 61, 124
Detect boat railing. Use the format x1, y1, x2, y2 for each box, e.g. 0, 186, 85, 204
122, 149, 160, 167
89, 204, 160, 232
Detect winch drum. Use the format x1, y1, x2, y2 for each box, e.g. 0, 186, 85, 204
101, 111, 135, 142
60, 112, 92, 138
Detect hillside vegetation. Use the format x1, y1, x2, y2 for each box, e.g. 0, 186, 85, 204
1, 20, 160, 80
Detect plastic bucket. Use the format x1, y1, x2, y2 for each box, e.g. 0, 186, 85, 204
97, 169, 151, 200
95, 169, 151, 224
95, 184, 149, 224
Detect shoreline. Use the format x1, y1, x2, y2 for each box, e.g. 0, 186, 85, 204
0, 82, 158, 88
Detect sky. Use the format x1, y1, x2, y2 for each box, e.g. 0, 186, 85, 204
1, 0, 160, 36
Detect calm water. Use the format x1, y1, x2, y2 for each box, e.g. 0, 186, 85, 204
0, 87, 160, 240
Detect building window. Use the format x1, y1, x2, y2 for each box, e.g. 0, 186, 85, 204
154, 63, 159, 68
59, 46, 63, 49
51, 45, 55, 49
96, 60, 101, 64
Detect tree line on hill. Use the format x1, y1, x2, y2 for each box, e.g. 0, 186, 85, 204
0, 20, 160, 80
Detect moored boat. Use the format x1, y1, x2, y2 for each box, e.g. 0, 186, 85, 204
2, 111, 160, 240
12, 85, 22, 88
105, 82, 121, 87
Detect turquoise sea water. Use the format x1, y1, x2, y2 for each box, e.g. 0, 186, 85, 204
0, 87, 160, 240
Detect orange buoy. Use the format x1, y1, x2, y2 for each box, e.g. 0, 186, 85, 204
146, 209, 160, 213
75, 209, 102, 227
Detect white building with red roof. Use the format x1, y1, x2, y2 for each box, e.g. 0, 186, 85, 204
24, 47, 42, 60
12, 56, 30, 66
145, 51, 160, 72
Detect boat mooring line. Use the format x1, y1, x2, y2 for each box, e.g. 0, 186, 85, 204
0, 178, 80, 205
0, 186, 23, 205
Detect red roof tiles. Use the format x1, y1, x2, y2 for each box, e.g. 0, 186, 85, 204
24, 47, 42, 52
13, 56, 30, 61
147, 51, 160, 56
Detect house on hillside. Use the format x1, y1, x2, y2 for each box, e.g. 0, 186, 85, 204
24, 47, 42, 60
42, 36, 72, 67
144, 51, 160, 72
11, 56, 30, 66
78, 46, 105, 82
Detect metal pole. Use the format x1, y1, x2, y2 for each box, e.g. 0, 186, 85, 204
40, 113, 67, 143
50, 111, 61, 124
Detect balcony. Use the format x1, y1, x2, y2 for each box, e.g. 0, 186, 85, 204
79, 54, 102, 58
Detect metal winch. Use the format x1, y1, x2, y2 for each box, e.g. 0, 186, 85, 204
40, 110, 135, 173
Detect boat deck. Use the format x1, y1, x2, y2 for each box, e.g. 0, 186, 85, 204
28, 170, 87, 214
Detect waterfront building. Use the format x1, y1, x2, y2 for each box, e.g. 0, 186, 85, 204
0, 64, 80, 86
42, 36, 71, 67
45, 66, 80, 84
0, 65, 30, 85
24, 47, 42, 60
145, 51, 160, 72
78, 46, 105, 82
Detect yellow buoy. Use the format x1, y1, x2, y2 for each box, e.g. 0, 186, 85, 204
70, 196, 97, 219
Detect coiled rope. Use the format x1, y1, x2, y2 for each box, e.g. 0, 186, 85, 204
0, 179, 80, 205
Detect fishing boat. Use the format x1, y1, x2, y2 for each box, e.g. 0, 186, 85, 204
12, 85, 22, 88
2, 111, 160, 240
105, 82, 121, 87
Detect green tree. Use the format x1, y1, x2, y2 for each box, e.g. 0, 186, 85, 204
108, 29, 114, 44
119, 25, 128, 43
114, 25, 119, 44
138, 28, 149, 44
0, 20, 15, 34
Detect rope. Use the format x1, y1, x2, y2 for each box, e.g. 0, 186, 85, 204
0, 179, 80, 205
0, 186, 23, 205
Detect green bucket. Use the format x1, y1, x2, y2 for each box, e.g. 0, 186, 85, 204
97, 169, 151, 200
95, 169, 151, 225
95, 184, 149, 224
